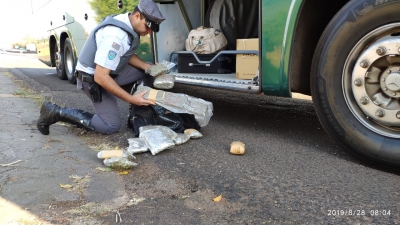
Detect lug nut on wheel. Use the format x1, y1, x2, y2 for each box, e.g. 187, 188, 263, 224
354, 79, 363, 86
360, 60, 369, 68
396, 111, 400, 119
375, 109, 385, 118
360, 97, 369, 105
376, 47, 386, 55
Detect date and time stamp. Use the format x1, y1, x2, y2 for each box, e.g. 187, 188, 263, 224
327, 209, 392, 217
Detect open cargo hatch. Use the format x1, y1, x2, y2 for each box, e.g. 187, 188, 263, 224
153, 0, 261, 94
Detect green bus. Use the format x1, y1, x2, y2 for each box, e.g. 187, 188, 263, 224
34, 0, 400, 170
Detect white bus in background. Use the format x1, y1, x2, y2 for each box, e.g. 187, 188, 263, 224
32, 0, 149, 84
26, 43, 37, 52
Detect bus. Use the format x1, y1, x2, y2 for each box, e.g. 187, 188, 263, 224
33, 0, 400, 170
32, 0, 152, 83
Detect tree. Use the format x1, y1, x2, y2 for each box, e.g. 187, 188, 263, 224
11, 41, 26, 49
23, 35, 37, 45
136, 41, 152, 62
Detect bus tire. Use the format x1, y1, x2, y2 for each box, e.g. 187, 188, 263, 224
55, 45, 66, 80
311, 0, 400, 170
63, 38, 76, 84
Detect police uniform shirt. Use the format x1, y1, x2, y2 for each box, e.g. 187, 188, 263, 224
76, 12, 134, 74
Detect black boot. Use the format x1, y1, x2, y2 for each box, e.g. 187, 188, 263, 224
37, 101, 95, 135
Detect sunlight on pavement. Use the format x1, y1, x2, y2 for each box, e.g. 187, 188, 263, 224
292, 93, 312, 101
0, 197, 53, 225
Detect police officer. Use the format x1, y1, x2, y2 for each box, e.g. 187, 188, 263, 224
37, 0, 165, 135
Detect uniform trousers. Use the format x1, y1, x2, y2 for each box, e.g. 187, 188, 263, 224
77, 64, 154, 134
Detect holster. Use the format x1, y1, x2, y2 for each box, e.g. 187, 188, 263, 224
75, 70, 102, 103
88, 82, 102, 103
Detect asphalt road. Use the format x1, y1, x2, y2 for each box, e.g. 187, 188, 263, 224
2, 52, 399, 224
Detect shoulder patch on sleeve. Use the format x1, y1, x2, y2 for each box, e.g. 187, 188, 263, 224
112, 42, 121, 50
108, 50, 117, 60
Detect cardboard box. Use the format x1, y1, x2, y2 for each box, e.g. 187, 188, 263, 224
236, 38, 259, 80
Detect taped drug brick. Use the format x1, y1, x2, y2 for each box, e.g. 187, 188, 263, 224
135, 84, 213, 127
230, 141, 245, 155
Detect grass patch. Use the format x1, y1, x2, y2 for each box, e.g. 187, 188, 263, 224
68, 175, 90, 197
2, 72, 13, 78
13, 86, 36, 97
2, 71, 46, 106
11, 83, 45, 106
13, 90, 30, 97
89, 143, 117, 152
15, 219, 46, 225
62, 202, 113, 217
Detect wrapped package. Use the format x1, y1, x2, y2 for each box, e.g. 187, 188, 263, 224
135, 85, 213, 127
103, 157, 139, 170
145, 64, 168, 77
162, 60, 176, 71
230, 141, 245, 155
145, 60, 176, 77
139, 125, 177, 155
174, 133, 190, 145
153, 74, 175, 89
97, 150, 136, 160
184, 129, 203, 139
127, 138, 149, 154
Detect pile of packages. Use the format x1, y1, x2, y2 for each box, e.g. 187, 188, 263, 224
141, 60, 213, 127
131, 125, 202, 155
146, 60, 176, 90
97, 61, 213, 170
97, 126, 203, 170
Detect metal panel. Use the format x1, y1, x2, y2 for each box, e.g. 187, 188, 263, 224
261, 0, 303, 97
155, 0, 202, 63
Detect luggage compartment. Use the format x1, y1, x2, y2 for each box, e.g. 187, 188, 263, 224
154, 0, 260, 93
177, 53, 235, 74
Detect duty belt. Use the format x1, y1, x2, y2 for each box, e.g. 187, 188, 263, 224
75, 71, 94, 83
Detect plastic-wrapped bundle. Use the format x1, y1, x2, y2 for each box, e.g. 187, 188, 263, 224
135, 85, 213, 127
145, 60, 176, 77
153, 74, 175, 89
184, 129, 203, 139
139, 125, 177, 155
97, 150, 136, 160
174, 133, 190, 145
103, 157, 139, 170
145, 64, 168, 77
127, 138, 149, 154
